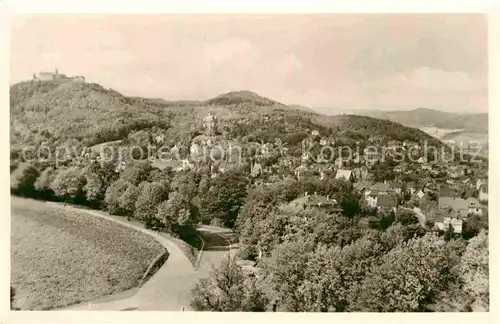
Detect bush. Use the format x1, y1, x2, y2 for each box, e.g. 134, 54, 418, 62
50, 167, 86, 205
238, 244, 259, 261
104, 179, 130, 215
11, 163, 39, 196
134, 181, 169, 221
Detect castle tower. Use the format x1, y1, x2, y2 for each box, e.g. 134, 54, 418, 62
203, 112, 218, 136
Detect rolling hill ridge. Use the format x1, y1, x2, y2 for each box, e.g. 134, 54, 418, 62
340, 108, 488, 134
10, 79, 441, 152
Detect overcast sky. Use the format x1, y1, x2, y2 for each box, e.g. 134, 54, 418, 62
10, 14, 488, 113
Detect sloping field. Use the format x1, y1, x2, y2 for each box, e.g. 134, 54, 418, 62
10, 197, 166, 310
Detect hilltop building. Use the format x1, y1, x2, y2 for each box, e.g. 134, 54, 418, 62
33, 68, 85, 82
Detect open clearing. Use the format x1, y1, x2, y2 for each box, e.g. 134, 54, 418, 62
10, 197, 166, 310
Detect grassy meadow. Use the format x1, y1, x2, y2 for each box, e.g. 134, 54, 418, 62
10, 197, 166, 310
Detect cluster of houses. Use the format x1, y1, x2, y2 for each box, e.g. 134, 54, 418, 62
289, 165, 489, 236
288, 192, 343, 213
434, 183, 488, 233
286, 130, 489, 235
83, 123, 489, 234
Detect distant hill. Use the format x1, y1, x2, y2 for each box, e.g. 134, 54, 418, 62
287, 104, 316, 113
10, 80, 441, 152
342, 108, 488, 134
433, 113, 488, 132
205, 90, 283, 107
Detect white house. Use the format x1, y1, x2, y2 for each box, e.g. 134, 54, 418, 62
334, 157, 343, 169
155, 134, 165, 144
367, 195, 398, 211
394, 165, 404, 173
439, 197, 483, 218
251, 163, 263, 178
476, 178, 487, 190
434, 211, 463, 234
335, 169, 354, 182
479, 183, 488, 203
369, 182, 393, 196
467, 198, 485, 216
421, 164, 432, 171
176, 159, 194, 172
414, 189, 425, 200
435, 205, 462, 232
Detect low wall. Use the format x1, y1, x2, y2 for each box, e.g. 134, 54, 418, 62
160, 233, 201, 268
139, 249, 169, 286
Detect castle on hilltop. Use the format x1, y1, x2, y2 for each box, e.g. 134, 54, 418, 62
33, 68, 85, 82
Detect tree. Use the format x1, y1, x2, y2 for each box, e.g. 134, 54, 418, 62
236, 203, 280, 260
294, 236, 384, 312
149, 167, 174, 183
34, 167, 55, 191
134, 181, 169, 227
82, 168, 105, 204
340, 193, 361, 218
127, 130, 151, 159
380, 223, 413, 250
459, 230, 489, 311
10, 286, 18, 310
259, 240, 315, 312
378, 209, 396, 230
253, 233, 387, 312
120, 161, 152, 186
10, 162, 39, 196
396, 210, 420, 226
191, 258, 268, 311
349, 234, 462, 312
199, 168, 249, 227
170, 171, 199, 200
427, 191, 438, 201
34, 166, 56, 199
462, 214, 488, 240
156, 191, 192, 231
253, 209, 289, 257
50, 167, 86, 205
198, 175, 211, 196
156, 200, 175, 231
443, 224, 456, 242
104, 179, 130, 215
117, 184, 140, 218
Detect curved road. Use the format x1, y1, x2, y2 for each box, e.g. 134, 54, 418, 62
54, 206, 235, 311
196, 226, 238, 274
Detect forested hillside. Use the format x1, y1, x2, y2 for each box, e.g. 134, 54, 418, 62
10, 79, 440, 151
353, 108, 488, 133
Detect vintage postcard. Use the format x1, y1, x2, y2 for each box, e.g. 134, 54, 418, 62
1, 2, 498, 324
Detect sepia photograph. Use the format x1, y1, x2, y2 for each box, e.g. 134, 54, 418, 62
6, 11, 490, 315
